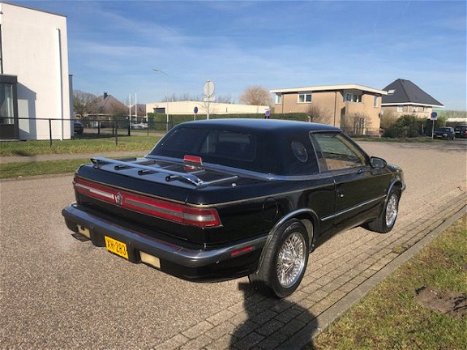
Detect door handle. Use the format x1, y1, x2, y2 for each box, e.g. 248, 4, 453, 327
337, 189, 344, 198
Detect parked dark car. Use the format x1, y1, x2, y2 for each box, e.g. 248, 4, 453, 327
62, 119, 405, 297
433, 127, 455, 140
454, 125, 467, 138
73, 120, 84, 135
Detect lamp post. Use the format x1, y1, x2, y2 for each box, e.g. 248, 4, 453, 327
152, 68, 169, 130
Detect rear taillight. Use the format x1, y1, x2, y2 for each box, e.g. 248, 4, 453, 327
73, 177, 221, 228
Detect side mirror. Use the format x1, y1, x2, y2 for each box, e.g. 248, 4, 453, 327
370, 156, 387, 169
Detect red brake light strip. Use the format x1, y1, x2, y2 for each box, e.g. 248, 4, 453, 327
74, 177, 221, 228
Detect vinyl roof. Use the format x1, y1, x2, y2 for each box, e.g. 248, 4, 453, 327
180, 118, 341, 133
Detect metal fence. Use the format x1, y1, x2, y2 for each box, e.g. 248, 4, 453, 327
0, 117, 172, 146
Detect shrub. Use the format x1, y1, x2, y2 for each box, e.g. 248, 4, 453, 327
380, 110, 397, 130
384, 115, 423, 138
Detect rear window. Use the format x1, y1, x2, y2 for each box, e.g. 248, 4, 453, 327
151, 126, 260, 171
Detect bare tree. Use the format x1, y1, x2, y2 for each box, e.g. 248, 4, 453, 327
216, 95, 233, 104
239, 86, 272, 106
341, 112, 372, 136
306, 105, 328, 123
380, 110, 397, 129
73, 90, 98, 117
164, 93, 233, 104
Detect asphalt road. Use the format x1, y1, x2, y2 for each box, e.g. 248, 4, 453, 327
1, 141, 466, 349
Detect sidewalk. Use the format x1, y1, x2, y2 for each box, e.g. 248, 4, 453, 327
153, 188, 466, 350
0, 151, 146, 164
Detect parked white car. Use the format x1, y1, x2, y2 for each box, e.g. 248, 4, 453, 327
131, 122, 148, 130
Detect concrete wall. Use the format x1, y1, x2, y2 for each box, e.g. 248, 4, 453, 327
1, 3, 71, 140
146, 100, 270, 116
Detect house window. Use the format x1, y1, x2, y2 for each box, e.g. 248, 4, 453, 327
154, 107, 166, 114
274, 94, 282, 104
298, 93, 312, 103
373, 96, 378, 107
345, 93, 362, 103
397, 106, 403, 112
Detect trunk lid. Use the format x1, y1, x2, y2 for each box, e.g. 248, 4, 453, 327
73, 156, 258, 245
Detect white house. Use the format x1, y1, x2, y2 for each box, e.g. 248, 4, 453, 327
0, 2, 72, 140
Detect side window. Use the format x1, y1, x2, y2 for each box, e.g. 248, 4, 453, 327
312, 133, 367, 171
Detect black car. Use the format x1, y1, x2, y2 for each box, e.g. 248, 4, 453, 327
433, 127, 455, 140
62, 119, 405, 297
74, 120, 84, 135
454, 125, 467, 138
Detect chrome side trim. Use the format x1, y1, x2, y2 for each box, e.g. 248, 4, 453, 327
321, 195, 386, 222
146, 155, 331, 182
213, 184, 333, 208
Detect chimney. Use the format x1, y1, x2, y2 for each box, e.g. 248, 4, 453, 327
104, 92, 108, 99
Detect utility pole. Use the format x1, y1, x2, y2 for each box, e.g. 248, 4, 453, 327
153, 68, 169, 130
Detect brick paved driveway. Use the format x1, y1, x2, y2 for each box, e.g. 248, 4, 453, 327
1, 141, 465, 349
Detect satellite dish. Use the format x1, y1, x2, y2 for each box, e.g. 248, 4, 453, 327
204, 80, 215, 98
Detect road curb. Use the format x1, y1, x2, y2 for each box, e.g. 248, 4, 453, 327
282, 204, 466, 349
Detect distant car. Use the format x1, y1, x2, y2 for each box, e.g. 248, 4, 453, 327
433, 127, 455, 140
74, 121, 84, 135
131, 122, 148, 130
454, 125, 467, 138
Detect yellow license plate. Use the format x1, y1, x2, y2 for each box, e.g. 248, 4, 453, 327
104, 236, 129, 259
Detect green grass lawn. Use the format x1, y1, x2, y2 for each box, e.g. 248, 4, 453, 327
311, 217, 467, 350
0, 135, 160, 156
0, 159, 89, 179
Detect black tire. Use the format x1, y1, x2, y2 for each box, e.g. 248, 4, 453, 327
249, 219, 309, 298
366, 189, 400, 233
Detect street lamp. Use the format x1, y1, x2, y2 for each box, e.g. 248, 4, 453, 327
152, 68, 169, 130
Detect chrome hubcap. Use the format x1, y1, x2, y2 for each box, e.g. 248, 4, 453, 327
276, 232, 306, 288
385, 194, 398, 227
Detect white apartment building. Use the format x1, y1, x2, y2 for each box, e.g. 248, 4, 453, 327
0, 2, 72, 140
146, 100, 270, 117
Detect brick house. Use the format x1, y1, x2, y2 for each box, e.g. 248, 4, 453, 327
381, 79, 444, 119
270, 84, 387, 135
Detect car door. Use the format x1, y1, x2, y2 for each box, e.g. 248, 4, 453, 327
311, 132, 388, 229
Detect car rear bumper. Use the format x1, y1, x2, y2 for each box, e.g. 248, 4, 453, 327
62, 204, 266, 281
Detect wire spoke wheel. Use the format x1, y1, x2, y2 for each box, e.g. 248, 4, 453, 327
276, 232, 306, 288
385, 194, 398, 227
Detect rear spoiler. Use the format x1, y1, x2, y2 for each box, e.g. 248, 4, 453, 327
90, 157, 238, 188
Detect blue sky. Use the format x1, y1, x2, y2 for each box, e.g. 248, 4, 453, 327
18, 0, 467, 110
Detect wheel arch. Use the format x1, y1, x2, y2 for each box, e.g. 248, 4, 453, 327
387, 180, 403, 201
256, 209, 318, 272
